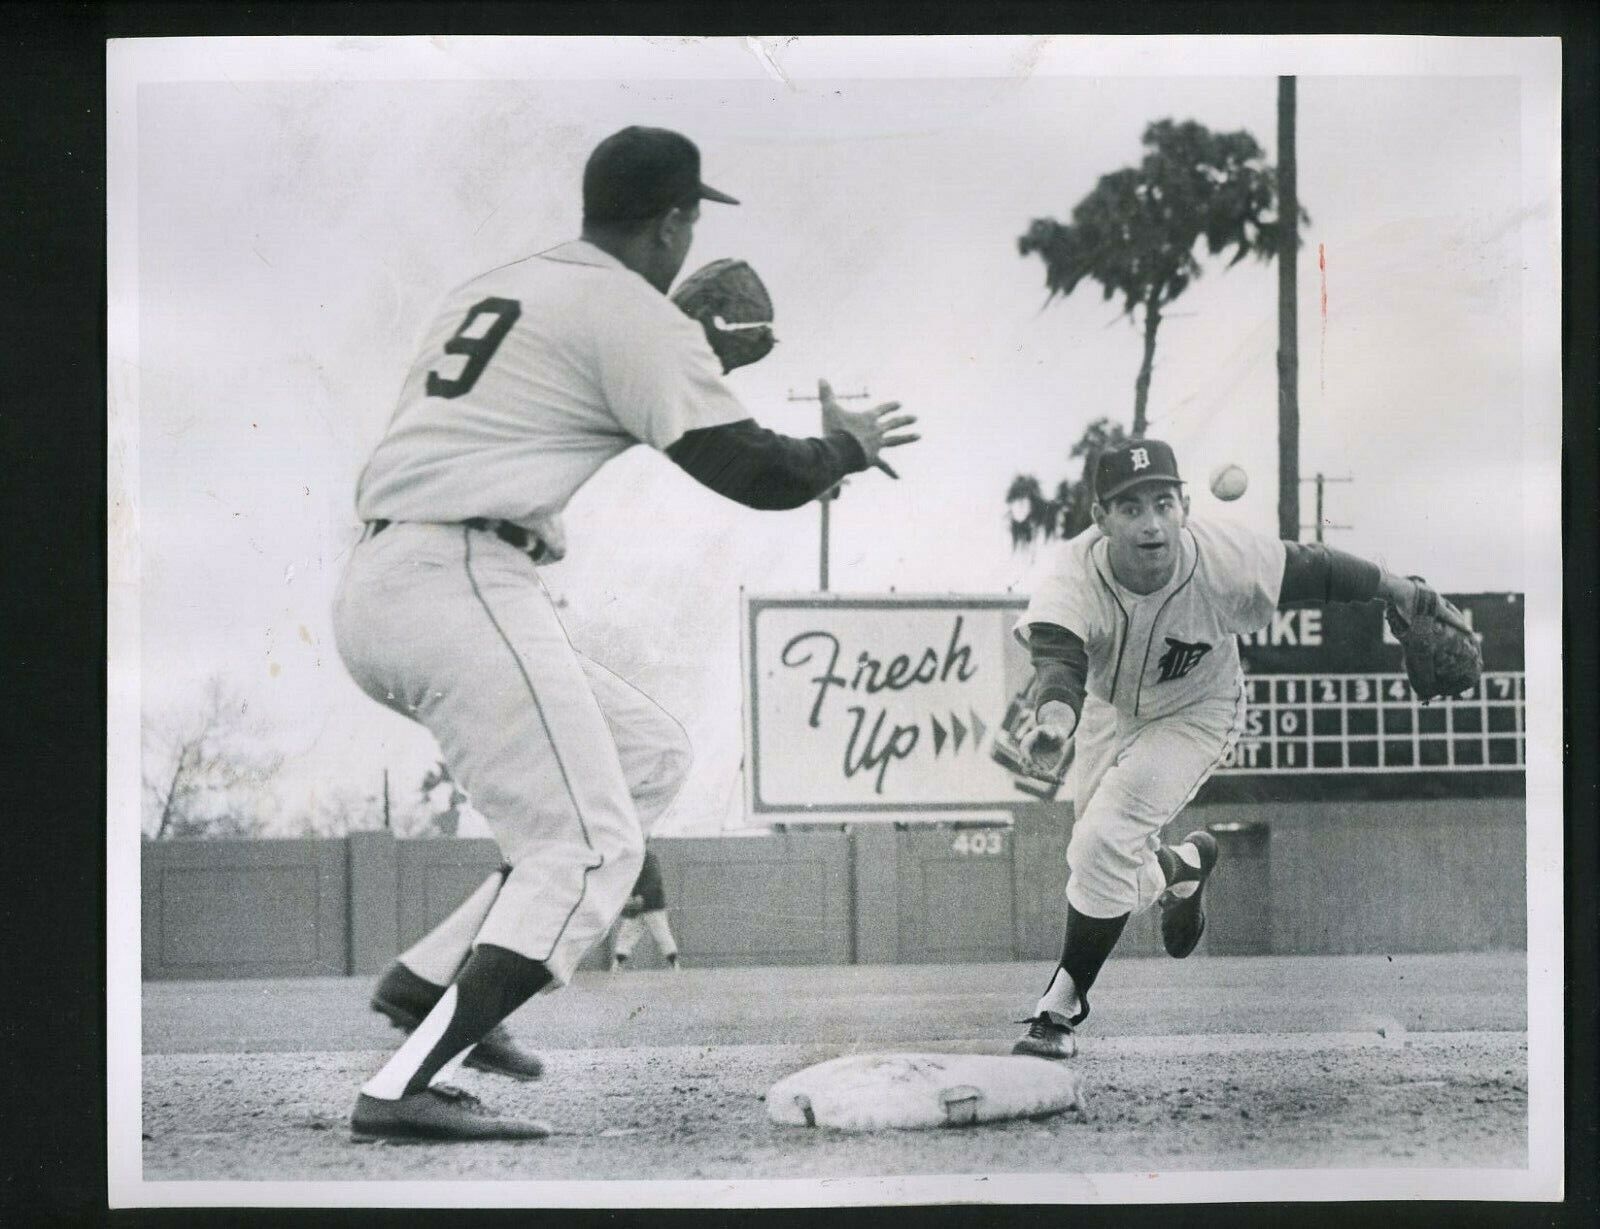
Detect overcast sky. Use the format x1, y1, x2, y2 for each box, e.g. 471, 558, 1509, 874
111, 37, 1560, 835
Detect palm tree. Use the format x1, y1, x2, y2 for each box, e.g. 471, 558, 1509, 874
1006, 418, 1130, 549
1004, 475, 1056, 550
1018, 118, 1305, 438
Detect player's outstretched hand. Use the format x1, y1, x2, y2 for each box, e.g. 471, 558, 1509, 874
819, 378, 919, 478
1021, 700, 1078, 781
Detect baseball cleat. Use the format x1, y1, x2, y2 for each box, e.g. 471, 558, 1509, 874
371, 961, 544, 1081
461, 1025, 544, 1081
1011, 1014, 1078, 1060
350, 1085, 551, 1143
1157, 829, 1219, 959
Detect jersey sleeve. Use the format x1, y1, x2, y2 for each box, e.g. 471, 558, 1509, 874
1028, 624, 1089, 720
593, 284, 752, 451
1014, 537, 1105, 650
666, 420, 867, 509
1279, 541, 1383, 605
1197, 519, 1289, 632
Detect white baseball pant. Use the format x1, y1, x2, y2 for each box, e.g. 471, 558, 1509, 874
333, 521, 692, 986
1063, 679, 1245, 919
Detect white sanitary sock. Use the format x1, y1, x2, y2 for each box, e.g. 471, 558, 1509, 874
1035, 966, 1081, 1023
1163, 842, 1203, 900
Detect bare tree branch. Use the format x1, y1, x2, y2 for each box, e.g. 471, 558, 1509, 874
142, 677, 284, 840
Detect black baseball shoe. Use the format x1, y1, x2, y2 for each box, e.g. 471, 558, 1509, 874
1157, 830, 1220, 959
1011, 1012, 1078, 1060
462, 1025, 544, 1081
350, 1085, 551, 1143
370, 961, 544, 1081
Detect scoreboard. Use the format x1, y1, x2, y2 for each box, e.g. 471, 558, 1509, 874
1205, 592, 1524, 800
1221, 669, 1525, 774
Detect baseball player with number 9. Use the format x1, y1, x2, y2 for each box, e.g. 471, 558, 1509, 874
332, 126, 919, 1142
1009, 439, 1479, 1059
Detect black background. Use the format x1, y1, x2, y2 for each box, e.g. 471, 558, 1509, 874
0, 2, 1592, 1225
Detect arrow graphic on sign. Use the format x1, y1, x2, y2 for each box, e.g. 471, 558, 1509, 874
951, 712, 968, 754
929, 714, 948, 756
970, 709, 988, 751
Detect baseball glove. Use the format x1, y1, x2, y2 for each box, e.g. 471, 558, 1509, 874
671, 258, 776, 373
1384, 577, 1482, 702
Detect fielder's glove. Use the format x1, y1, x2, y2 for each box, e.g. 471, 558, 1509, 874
1019, 700, 1078, 784
1385, 577, 1482, 702
671, 259, 776, 373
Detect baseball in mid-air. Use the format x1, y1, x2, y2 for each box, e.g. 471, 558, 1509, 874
1208, 462, 1249, 501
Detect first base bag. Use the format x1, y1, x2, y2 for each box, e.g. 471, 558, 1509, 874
766, 1052, 1088, 1131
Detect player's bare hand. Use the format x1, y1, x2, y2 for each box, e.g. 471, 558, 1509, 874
1022, 701, 1078, 779
819, 378, 919, 478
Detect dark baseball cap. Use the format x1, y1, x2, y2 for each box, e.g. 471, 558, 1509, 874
583, 126, 739, 222
1094, 439, 1184, 503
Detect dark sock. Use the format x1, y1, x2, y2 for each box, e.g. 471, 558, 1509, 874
1059, 904, 1130, 999
401, 944, 552, 1096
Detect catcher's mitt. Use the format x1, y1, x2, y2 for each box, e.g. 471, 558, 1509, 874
1384, 577, 1482, 702
671, 258, 775, 373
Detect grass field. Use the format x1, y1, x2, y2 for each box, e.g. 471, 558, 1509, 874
139, 952, 1528, 1187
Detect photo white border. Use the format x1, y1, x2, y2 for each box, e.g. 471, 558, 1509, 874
106, 32, 1565, 1208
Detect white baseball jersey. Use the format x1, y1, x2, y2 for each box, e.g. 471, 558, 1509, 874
355, 240, 750, 560
1017, 518, 1287, 724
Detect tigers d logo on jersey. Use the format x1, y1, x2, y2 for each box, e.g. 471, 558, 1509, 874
1156, 637, 1212, 682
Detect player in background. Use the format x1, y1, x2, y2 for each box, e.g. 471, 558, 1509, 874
610, 844, 681, 971
1009, 439, 1470, 1059
335, 126, 918, 1141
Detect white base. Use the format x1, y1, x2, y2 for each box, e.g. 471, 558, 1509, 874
766, 1051, 1088, 1132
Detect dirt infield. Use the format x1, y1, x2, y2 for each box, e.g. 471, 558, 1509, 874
139, 954, 1527, 1182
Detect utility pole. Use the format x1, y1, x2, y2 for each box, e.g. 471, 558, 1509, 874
786, 386, 871, 592
1298, 473, 1353, 543
1277, 75, 1301, 541
382, 769, 391, 830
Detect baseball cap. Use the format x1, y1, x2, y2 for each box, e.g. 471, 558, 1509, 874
1093, 439, 1184, 503
583, 126, 739, 222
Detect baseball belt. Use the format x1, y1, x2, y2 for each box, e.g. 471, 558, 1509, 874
364, 518, 549, 563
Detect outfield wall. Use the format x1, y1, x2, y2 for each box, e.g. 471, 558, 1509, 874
140, 798, 1526, 979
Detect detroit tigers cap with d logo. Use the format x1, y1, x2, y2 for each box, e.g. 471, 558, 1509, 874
1094, 439, 1184, 503
583, 126, 740, 222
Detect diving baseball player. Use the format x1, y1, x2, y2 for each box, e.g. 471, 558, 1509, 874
334, 126, 918, 1141
1009, 438, 1476, 1059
